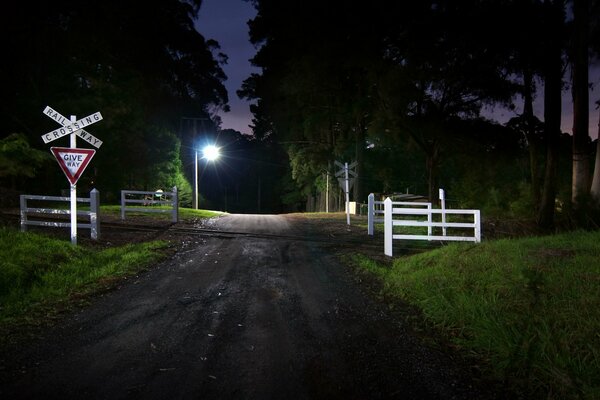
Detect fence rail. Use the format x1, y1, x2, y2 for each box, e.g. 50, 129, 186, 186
120, 186, 178, 222
367, 193, 432, 236
382, 197, 481, 257
20, 189, 100, 239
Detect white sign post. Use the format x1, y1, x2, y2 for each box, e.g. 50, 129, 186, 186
335, 160, 357, 226
42, 106, 103, 245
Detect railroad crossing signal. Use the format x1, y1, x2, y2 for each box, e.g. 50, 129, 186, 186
40, 105, 104, 245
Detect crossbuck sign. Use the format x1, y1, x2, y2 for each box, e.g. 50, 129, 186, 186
335, 160, 357, 226
42, 106, 103, 148
41, 105, 103, 245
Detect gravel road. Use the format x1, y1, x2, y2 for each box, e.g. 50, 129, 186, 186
0, 214, 505, 399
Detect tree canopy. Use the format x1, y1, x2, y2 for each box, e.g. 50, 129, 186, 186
240, 0, 600, 226
1, 0, 229, 201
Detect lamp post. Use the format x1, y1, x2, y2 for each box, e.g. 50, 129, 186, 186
194, 144, 220, 210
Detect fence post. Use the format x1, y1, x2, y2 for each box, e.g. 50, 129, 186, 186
384, 197, 393, 257
474, 210, 481, 243
427, 203, 432, 239
172, 186, 179, 223
368, 193, 374, 236
20, 195, 27, 232
90, 189, 100, 240
439, 188, 447, 237
120, 190, 126, 220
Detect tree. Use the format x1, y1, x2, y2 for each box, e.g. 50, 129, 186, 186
571, 0, 591, 209
241, 0, 386, 205
0, 133, 52, 189
586, 0, 600, 202
537, 0, 567, 230
371, 1, 519, 201
591, 103, 600, 201
0, 0, 229, 198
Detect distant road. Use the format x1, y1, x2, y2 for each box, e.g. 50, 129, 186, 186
0, 214, 502, 399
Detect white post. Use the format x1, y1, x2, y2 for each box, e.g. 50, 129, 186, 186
69, 115, 77, 245
172, 186, 179, 223
326, 172, 329, 213
474, 210, 481, 243
20, 195, 27, 232
439, 188, 446, 237
368, 193, 374, 235
384, 197, 393, 257
427, 203, 432, 239
193, 150, 198, 210
345, 162, 350, 225
90, 188, 100, 240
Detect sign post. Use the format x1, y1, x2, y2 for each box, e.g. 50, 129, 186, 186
335, 160, 357, 226
41, 106, 103, 245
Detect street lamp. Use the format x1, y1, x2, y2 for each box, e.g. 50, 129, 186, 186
194, 144, 220, 210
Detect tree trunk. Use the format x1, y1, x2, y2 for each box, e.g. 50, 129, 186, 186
523, 69, 541, 207
425, 141, 439, 203
571, 0, 590, 209
354, 119, 366, 203
537, 1, 564, 231
590, 109, 600, 201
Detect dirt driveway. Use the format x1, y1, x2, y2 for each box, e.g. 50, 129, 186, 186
0, 214, 504, 399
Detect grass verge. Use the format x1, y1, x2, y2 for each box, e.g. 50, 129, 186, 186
351, 230, 600, 399
0, 226, 169, 337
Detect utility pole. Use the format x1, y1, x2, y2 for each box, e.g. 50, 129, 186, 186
181, 117, 209, 209
326, 171, 329, 213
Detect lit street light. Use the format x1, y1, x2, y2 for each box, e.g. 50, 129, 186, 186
194, 144, 220, 210
203, 145, 220, 161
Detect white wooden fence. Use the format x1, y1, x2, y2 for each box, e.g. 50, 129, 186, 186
382, 197, 481, 257
20, 189, 100, 239
367, 193, 432, 236
121, 186, 178, 222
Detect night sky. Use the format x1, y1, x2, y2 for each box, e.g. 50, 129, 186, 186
195, 0, 258, 136
196, 0, 600, 139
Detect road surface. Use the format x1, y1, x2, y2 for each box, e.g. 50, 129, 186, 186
0, 214, 503, 399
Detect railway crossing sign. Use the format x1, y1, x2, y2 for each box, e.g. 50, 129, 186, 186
50, 147, 96, 185
335, 160, 358, 226
335, 161, 357, 191
41, 106, 103, 148
40, 105, 104, 245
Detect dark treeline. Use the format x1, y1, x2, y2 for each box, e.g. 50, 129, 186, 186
2, 0, 600, 226
241, 0, 600, 228
0, 0, 289, 213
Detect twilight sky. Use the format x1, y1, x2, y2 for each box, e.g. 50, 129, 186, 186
195, 0, 258, 136
196, 0, 600, 139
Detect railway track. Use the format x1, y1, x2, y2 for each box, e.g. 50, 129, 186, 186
101, 221, 437, 253
1, 211, 439, 253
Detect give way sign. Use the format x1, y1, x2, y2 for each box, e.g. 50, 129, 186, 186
50, 147, 96, 185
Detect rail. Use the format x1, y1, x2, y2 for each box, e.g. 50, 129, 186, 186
120, 186, 178, 223
383, 197, 481, 257
20, 189, 100, 239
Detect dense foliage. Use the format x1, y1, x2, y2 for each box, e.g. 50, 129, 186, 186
0, 0, 229, 204
2, 0, 600, 222
241, 0, 600, 226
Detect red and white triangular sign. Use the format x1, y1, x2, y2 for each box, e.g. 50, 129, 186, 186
50, 147, 96, 185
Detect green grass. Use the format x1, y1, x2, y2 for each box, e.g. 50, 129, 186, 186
352, 230, 600, 399
100, 205, 224, 220
0, 226, 169, 326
